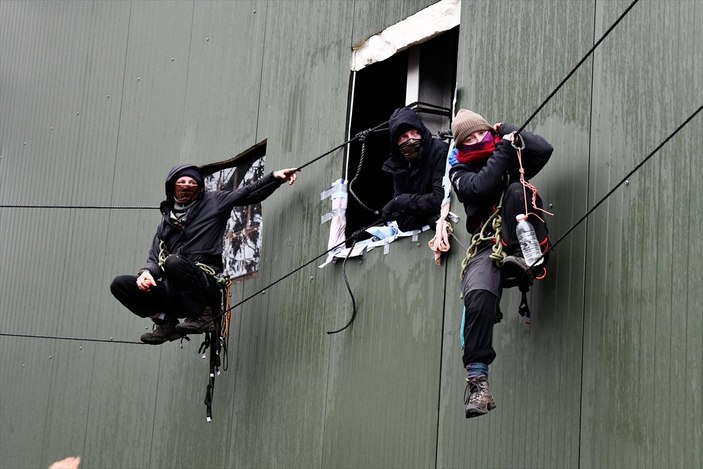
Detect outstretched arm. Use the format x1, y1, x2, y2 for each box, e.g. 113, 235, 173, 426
273, 167, 298, 185
216, 167, 300, 209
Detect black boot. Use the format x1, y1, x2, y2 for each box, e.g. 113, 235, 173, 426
140, 320, 185, 345
175, 306, 215, 334
502, 255, 534, 289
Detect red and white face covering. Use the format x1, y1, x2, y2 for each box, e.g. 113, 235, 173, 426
456, 131, 500, 164
174, 178, 201, 205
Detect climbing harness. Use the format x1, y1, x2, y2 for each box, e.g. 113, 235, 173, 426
513, 134, 553, 229
199, 275, 232, 422
459, 189, 507, 280
157, 240, 168, 269
195, 262, 218, 277
456, 132, 554, 324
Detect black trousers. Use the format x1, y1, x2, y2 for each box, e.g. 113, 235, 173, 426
110, 254, 220, 321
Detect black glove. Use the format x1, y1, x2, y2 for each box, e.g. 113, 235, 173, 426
382, 198, 397, 221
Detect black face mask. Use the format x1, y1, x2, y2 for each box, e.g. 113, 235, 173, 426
398, 138, 422, 161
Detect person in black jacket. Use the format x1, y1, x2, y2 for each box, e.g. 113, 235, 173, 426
110, 163, 297, 344
381, 107, 448, 232
448, 109, 553, 418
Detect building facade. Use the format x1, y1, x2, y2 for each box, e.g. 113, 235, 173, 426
0, 0, 701, 467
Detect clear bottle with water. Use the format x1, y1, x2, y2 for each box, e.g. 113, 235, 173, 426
515, 214, 543, 267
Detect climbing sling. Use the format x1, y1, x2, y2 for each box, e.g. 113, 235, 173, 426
200, 275, 232, 422
458, 133, 551, 324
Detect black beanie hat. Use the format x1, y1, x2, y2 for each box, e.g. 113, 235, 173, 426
172, 167, 203, 187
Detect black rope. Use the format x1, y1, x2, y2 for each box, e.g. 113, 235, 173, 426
225, 118, 391, 202
516, 0, 640, 134
7, 100, 696, 344
209, 217, 384, 326
288, 119, 390, 173
348, 130, 381, 215
527, 103, 703, 269
326, 239, 359, 334
0, 331, 144, 345
0, 204, 158, 210
0, 219, 381, 345
0, 121, 390, 211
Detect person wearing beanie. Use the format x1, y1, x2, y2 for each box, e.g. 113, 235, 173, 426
381, 107, 449, 232
111, 163, 298, 344
448, 109, 553, 418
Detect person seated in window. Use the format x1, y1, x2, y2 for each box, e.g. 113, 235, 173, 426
448, 109, 553, 418
110, 163, 298, 345
381, 107, 449, 232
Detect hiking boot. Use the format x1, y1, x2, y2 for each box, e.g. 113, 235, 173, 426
175, 306, 215, 334
502, 255, 533, 289
464, 376, 496, 418
140, 321, 185, 345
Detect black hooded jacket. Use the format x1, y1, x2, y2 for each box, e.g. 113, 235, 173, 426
448, 124, 553, 234
381, 107, 449, 231
141, 163, 283, 277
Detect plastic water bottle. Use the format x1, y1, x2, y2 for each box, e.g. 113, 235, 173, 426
515, 214, 543, 267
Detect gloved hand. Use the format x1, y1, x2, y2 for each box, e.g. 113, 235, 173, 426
448, 148, 459, 166
382, 198, 397, 221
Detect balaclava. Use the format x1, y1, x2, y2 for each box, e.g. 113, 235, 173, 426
455, 131, 501, 164
397, 125, 422, 162
172, 167, 203, 205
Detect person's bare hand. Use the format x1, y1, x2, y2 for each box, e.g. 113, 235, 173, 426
273, 168, 298, 185
136, 271, 156, 291
49, 456, 81, 469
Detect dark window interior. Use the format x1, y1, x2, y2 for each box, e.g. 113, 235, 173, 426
344, 28, 458, 239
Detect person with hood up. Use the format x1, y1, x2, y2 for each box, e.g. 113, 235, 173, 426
448, 109, 553, 418
110, 163, 298, 344
381, 107, 448, 232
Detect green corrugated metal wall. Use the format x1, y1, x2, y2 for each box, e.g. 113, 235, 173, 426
0, 1, 700, 468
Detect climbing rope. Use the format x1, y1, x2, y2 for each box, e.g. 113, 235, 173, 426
516, 0, 641, 134
325, 239, 359, 334
458, 195, 505, 279
3, 110, 698, 347
0, 204, 157, 210
0, 0, 677, 345
208, 217, 384, 329
0, 331, 143, 345
534, 103, 703, 268
0, 217, 383, 345
513, 135, 552, 225
348, 130, 381, 216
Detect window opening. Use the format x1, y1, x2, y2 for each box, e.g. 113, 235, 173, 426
201, 141, 267, 281
344, 27, 459, 239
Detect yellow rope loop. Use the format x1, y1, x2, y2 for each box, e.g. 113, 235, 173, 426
195, 262, 218, 277
488, 213, 506, 266
157, 240, 168, 269
459, 206, 504, 278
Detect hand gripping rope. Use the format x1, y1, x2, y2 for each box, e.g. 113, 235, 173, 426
457, 132, 553, 324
